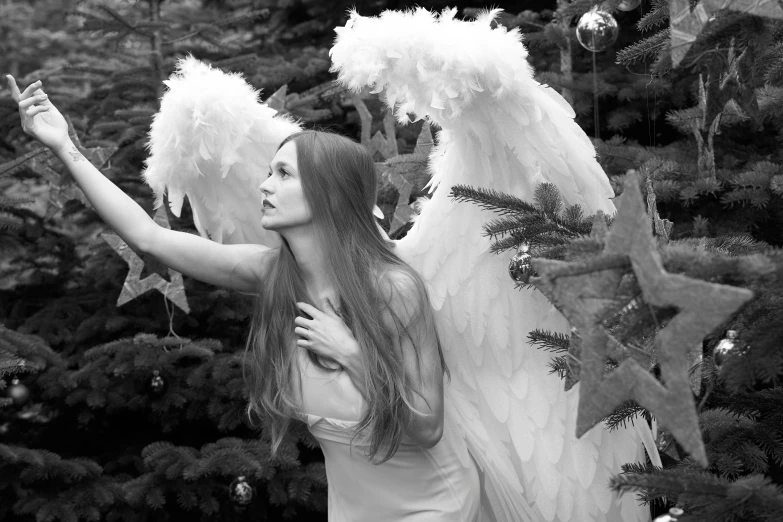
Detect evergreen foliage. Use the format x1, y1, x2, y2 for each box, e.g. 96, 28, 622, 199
3, 0, 783, 520
463, 176, 783, 519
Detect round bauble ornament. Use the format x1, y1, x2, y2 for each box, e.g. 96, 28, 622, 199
147, 370, 168, 397
229, 475, 255, 505
712, 330, 739, 368
576, 7, 619, 52
509, 243, 535, 283
6, 378, 30, 407
654, 507, 684, 522
618, 0, 642, 11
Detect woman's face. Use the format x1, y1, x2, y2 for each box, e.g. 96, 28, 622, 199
259, 141, 312, 231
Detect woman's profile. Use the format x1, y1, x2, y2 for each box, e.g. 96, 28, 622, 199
6, 8, 659, 522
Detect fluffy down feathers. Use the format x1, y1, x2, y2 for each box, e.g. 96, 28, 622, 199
330, 8, 615, 216
142, 55, 301, 246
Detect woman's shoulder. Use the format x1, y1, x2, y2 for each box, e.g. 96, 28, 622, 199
373, 265, 419, 295
372, 265, 426, 325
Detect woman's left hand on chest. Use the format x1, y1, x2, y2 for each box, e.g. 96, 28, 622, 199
295, 299, 359, 367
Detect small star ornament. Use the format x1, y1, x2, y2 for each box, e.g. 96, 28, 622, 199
532, 172, 754, 467
101, 206, 190, 313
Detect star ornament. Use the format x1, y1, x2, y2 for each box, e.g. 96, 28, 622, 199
670, 0, 783, 68
532, 172, 754, 467
351, 92, 434, 235
42, 114, 117, 221
101, 207, 190, 314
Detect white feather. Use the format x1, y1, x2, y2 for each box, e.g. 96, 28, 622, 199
332, 8, 653, 521
142, 54, 301, 247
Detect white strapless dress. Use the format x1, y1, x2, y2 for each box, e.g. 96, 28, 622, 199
292, 346, 482, 521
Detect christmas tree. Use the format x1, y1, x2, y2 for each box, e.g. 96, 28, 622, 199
451, 3, 783, 520
3, 1, 783, 521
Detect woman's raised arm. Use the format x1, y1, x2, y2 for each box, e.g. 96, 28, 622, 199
7, 75, 272, 295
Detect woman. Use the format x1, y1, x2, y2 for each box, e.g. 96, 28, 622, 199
6, 75, 482, 520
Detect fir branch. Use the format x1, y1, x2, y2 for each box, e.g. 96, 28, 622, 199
561, 204, 585, 228
620, 461, 664, 475
547, 355, 569, 380
736, 442, 769, 475
752, 427, 783, 467
636, 0, 671, 33
651, 179, 681, 203
488, 233, 572, 255
615, 29, 670, 67
0, 195, 34, 209
489, 235, 526, 255
450, 185, 537, 216
0, 216, 23, 231
482, 215, 535, 241
720, 187, 771, 209
527, 329, 570, 353
612, 462, 666, 506
534, 182, 563, 218
0, 347, 27, 379
609, 467, 729, 498
602, 400, 651, 431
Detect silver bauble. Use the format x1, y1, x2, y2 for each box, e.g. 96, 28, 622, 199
576, 7, 619, 53
229, 475, 255, 505
712, 330, 738, 368
509, 243, 535, 283
6, 378, 30, 407
618, 0, 642, 11
147, 369, 168, 397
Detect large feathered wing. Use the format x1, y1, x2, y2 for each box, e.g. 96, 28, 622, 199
141, 55, 302, 247
331, 9, 658, 521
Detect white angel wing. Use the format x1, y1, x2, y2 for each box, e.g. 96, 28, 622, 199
332, 9, 657, 521
141, 55, 302, 247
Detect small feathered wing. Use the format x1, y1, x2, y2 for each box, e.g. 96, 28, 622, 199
332, 9, 658, 521
142, 55, 302, 247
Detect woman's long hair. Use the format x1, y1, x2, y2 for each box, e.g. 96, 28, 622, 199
243, 130, 450, 464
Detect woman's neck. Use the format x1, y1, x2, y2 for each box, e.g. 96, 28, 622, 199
281, 227, 336, 303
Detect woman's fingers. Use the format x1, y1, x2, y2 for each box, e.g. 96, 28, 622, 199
22, 81, 43, 99
5, 75, 42, 102
294, 326, 310, 338
16, 94, 50, 123
26, 105, 51, 117
5, 75, 22, 101
296, 302, 320, 318
18, 95, 47, 110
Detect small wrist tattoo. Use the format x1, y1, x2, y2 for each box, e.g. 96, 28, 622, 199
67, 146, 85, 162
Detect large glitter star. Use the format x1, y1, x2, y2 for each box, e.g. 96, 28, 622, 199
101, 206, 190, 314
670, 0, 783, 68
532, 172, 754, 467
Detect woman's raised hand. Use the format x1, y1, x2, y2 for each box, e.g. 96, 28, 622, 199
5, 76, 70, 154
